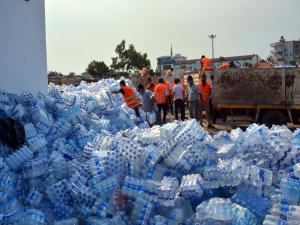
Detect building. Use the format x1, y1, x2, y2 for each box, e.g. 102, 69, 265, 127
157, 46, 187, 77
271, 36, 300, 64
0, 0, 48, 94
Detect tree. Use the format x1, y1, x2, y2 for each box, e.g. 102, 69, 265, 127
111, 40, 151, 72
86, 60, 109, 79
219, 56, 225, 62
48, 71, 63, 76
267, 56, 275, 63
289, 60, 297, 66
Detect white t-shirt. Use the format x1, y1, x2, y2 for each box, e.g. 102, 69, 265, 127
172, 84, 184, 100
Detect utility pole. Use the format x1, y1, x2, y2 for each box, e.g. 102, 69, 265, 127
209, 34, 216, 71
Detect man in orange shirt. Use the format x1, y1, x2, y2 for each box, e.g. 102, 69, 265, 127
201, 55, 213, 71
155, 78, 168, 124
112, 80, 141, 118
198, 74, 213, 128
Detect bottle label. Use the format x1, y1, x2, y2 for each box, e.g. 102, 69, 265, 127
279, 204, 289, 220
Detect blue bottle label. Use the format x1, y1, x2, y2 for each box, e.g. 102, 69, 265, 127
279, 204, 289, 220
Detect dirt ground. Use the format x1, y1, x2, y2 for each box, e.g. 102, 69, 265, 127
165, 112, 300, 135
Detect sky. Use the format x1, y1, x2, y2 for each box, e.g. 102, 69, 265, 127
45, 0, 300, 74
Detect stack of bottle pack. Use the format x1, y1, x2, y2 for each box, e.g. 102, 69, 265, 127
1, 80, 300, 224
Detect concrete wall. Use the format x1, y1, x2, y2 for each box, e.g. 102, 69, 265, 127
0, 0, 47, 95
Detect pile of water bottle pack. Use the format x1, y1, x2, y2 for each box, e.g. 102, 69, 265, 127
0, 78, 300, 225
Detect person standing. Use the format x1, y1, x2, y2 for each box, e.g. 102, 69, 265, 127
165, 69, 174, 115
111, 80, 141, 118
200, 55, 213, 78
187, 76, 201, 121
198, 74, 213, 128
147, 77, 155, 92
137, 84, 161, 126
209, 75, 216, 124
172, 79, 185, 121
155, 78, 168, 124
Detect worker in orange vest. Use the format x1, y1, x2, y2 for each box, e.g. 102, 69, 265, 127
217, 63, 230, 69
155, 78, 168, 124
198, 73, 213, 128
112, 80, 141, 118
201, 55, 213, 71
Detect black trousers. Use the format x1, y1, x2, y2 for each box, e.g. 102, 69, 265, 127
167, 96, 174, 115
157, 103, 167, 124
174, 99, 185, 121
209, 99, 216, 124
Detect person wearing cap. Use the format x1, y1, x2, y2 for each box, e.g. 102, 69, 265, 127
187, 75, 201, 121
111, 80, 141, 118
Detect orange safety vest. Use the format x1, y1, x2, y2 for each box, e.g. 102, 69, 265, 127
155, 84, 167, 104
165, 81, 172, 96
198, 82, 211, 103
121, 85, 139, 108
218, 63, 229, 69
201, 57, 213, 71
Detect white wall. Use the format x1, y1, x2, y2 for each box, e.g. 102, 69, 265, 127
0, 0, 47, 95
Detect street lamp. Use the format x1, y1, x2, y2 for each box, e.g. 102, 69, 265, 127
209, 34, 216, 71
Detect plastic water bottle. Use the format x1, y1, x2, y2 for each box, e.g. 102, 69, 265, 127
231, 203, 258, 225
270, 203, 300, 221
0, 90, 10, 104
179, 174, 204, 198
263, 215, 289, 225
53, 203, 75, 220
131, 198, 154, 225
54, 218, 79, 225
140, 145, 161, 169
0, 158, 10, 178
90, 175, 119, 196
20, 209, 48, 225
231, 186, 270, 222
146, 111, 157, 125
26, 190, 43, 207
24, 123, 38, 140
203, 165, 220, 189
47, 180, 73, 205
23, 157, 49, 178
280, 177, 300, 205
85, 217, 111, 225
70, 167, 89, 196
89, 157, 107, 180
246, 166, 273, 187
21, 91, 37, 106
5, 145, 33, 170
149, 215, 178, 225
196, 198, 233, 222
91, 198, 108, 218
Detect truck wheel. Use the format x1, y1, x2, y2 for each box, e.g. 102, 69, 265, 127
261, 110, 287, 127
